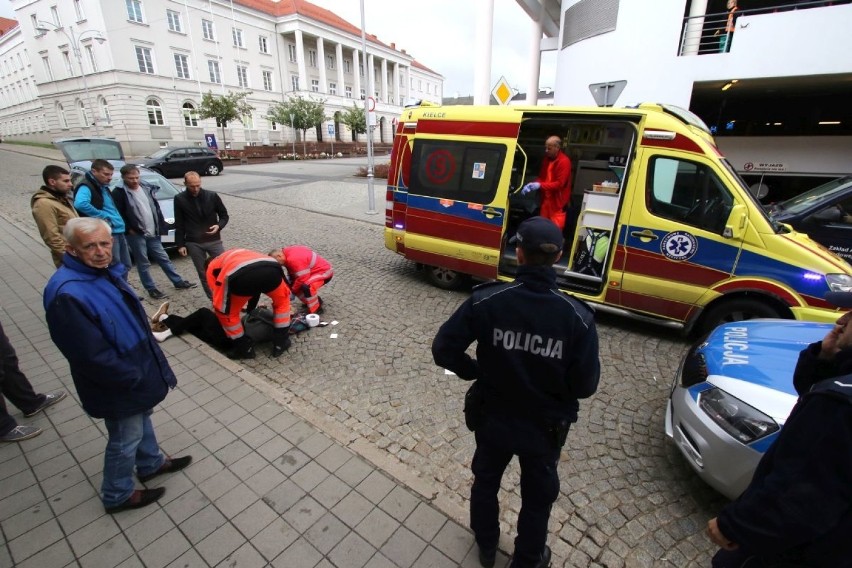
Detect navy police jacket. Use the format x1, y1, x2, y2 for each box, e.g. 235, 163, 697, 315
432, 264, 600, 423
717, 342, 852, 566
43, 253, 177, 419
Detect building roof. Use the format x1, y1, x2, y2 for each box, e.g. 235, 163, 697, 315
411, 60, 441, 77
0, 17, 18, 36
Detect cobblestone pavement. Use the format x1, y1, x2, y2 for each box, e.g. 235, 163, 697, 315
0, 146, 727, 567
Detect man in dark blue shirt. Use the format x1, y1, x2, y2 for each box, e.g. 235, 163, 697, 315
433, 216, 600, 568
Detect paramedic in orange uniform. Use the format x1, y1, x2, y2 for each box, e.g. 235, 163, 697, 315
206, 248, 291, 359
521, 136, 572, 230
269, 245, 333, 314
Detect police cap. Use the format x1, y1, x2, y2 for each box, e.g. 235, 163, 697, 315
509, 216, 564, 254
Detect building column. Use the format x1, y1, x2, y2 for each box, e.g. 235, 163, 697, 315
683, 0, 709, 55
368, 54, 376, 99
294, 29, 307, 92
527, 3, 544, 104
380, 58, 389, 103
392, 63, 400, 106
403, 66, 410, 102
335, 43, 345, 97
317, 37, 327, 93
352, 48, 361, 99
473, 0, 494, 104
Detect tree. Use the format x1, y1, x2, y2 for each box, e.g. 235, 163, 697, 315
339, 104, 367, 147
197, 90, 254, 151
267, 95, 326, 155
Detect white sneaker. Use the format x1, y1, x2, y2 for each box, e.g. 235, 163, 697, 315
152, 328, 173, 342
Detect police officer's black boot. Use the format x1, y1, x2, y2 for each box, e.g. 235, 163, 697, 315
271, 327, 291, 357
509, 545, 551, 568
227, 335, 255, 360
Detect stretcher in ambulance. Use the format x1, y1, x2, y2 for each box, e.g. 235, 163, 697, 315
384, 103, 852, 334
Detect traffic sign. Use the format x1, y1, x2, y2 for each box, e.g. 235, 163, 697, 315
327, 124, 335, 136
491, 76, 513, 106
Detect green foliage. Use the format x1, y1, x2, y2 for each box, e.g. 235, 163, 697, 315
340, 104, 367, 138
197, 90, 254, 147
267, 95, 327, 154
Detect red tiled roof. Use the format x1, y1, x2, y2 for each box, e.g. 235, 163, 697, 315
0, 17, 18, 36
234, 0, 386, 47
412, 60, 442, 77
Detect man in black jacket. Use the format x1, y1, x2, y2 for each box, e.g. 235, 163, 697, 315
708, 291, 852, 567
432, 217, 600, 568
173, 171, 229, 298
112, 165, 196, 299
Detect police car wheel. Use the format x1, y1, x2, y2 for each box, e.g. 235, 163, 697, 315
698, 298, 785, 336
425, 266, 468, 290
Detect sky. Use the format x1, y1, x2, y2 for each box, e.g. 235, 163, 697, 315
0, 0, 556, 98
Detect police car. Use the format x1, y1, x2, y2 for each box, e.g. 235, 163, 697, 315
665, 319, 832, 499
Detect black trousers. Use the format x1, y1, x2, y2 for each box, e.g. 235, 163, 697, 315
163, 308, 230, 351
0, 320, 44, 435
470, 413, 563, 566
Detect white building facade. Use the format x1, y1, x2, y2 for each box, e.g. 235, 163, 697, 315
1, 0, 443, 155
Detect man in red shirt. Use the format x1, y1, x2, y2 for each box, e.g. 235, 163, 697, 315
521, 136, 572, 230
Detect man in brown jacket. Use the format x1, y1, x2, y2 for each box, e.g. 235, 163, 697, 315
31, 165, 78, 267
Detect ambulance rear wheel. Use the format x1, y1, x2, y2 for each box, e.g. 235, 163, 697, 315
698, 298, 785, 336
425, 266, 468, 290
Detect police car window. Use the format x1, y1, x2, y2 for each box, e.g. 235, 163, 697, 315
648, 157, 734, 234
410, 140, 505, 204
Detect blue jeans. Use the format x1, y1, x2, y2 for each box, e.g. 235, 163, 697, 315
127, 234, 184, 292
112, 233, 132, 281
102, 410, 164, 508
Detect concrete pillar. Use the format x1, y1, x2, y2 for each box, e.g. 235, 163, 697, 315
403, 66, 410, 102
317, 37, 327, 93
352, 48, 361, 98
393, 63, 400, 106
473, 0, 494, 104
336, 43, 345, 96
294, 29, 307, 92
381, 58, 389, 103
527, 2, 544, 105
683, 0, 709, 56
368, 54, 376, 98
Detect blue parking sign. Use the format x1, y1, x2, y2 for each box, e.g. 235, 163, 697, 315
327, 124, 335, 136
205, 134, 218, 149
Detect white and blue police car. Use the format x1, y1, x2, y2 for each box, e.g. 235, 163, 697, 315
665, 319, 832, 499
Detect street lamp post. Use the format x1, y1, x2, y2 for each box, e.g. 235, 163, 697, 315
36, 22, 106, 136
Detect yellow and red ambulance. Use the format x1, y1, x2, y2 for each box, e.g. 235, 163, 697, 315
384, 102, 852, 334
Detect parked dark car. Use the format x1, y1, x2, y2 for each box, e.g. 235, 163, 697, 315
137, 147, 223, 178
768, 176, 852, 263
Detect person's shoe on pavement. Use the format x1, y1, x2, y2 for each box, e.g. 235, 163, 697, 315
0, 425, 42, 442
148, 289, 168, 300
23, 391, 67, 417
174, 280, 197, 290
509, 545, 551, 568
104, 488, 165, 514
152, 328, 173, 342
151, 301, 170, 324
478, 545, 497, 568
138, 455, 193, 482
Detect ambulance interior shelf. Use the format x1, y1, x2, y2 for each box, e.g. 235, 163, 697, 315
565, 191, 619, 281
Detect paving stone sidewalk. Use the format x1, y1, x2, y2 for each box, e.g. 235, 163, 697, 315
0, 207, 495, 567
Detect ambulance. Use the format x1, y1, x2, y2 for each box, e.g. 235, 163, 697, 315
384, 102, 852, 334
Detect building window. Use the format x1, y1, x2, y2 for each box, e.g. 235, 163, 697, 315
62, 52, 73, 76
50, 5, 61, 27
84, 45, 98, 72
78, 100, 91, 127
308, 50, 317, 68
311, 79, 319, 93
174, 53, 190, 79
291, 75, 299, 91
135, 46, 154, 74
262, 70, 273, 91
236, 65, 248, 88
99, 96, 111, 124
288, 44, 297, 62
57, 102, 68, 128
345, 85, 352, 98
360, 88, 365, 99
146, 98, 164, 125
270, 120, 277, 131
329, 82, 337, 95
167, 10, 182, 33
344, 59, 351, 74
202, 19, 214, 40
126, 0, 144, 23
326, 54, 334, 70
232, 27, 244, 48
42, 56, 53, 81
182, 102, 198, 126
208, 60, 221, 83
258, 36, 269, 54
359, 63, 364, 77
30, 14, 39, 34
74, 0, 85, 21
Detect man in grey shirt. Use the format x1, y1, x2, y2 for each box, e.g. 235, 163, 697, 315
112, 165, 196, 299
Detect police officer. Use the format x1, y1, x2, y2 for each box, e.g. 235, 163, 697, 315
432, 216, 600, 568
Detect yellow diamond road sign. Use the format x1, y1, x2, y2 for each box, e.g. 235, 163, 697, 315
492, 76, 513, 106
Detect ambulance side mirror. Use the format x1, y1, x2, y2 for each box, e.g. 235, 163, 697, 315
724, 203, 748, 239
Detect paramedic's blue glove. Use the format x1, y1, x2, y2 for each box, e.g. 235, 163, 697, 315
521, 182, 540, 195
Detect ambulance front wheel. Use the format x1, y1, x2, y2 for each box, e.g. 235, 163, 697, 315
425, 266, 469, 290
697, 298, 786, 336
